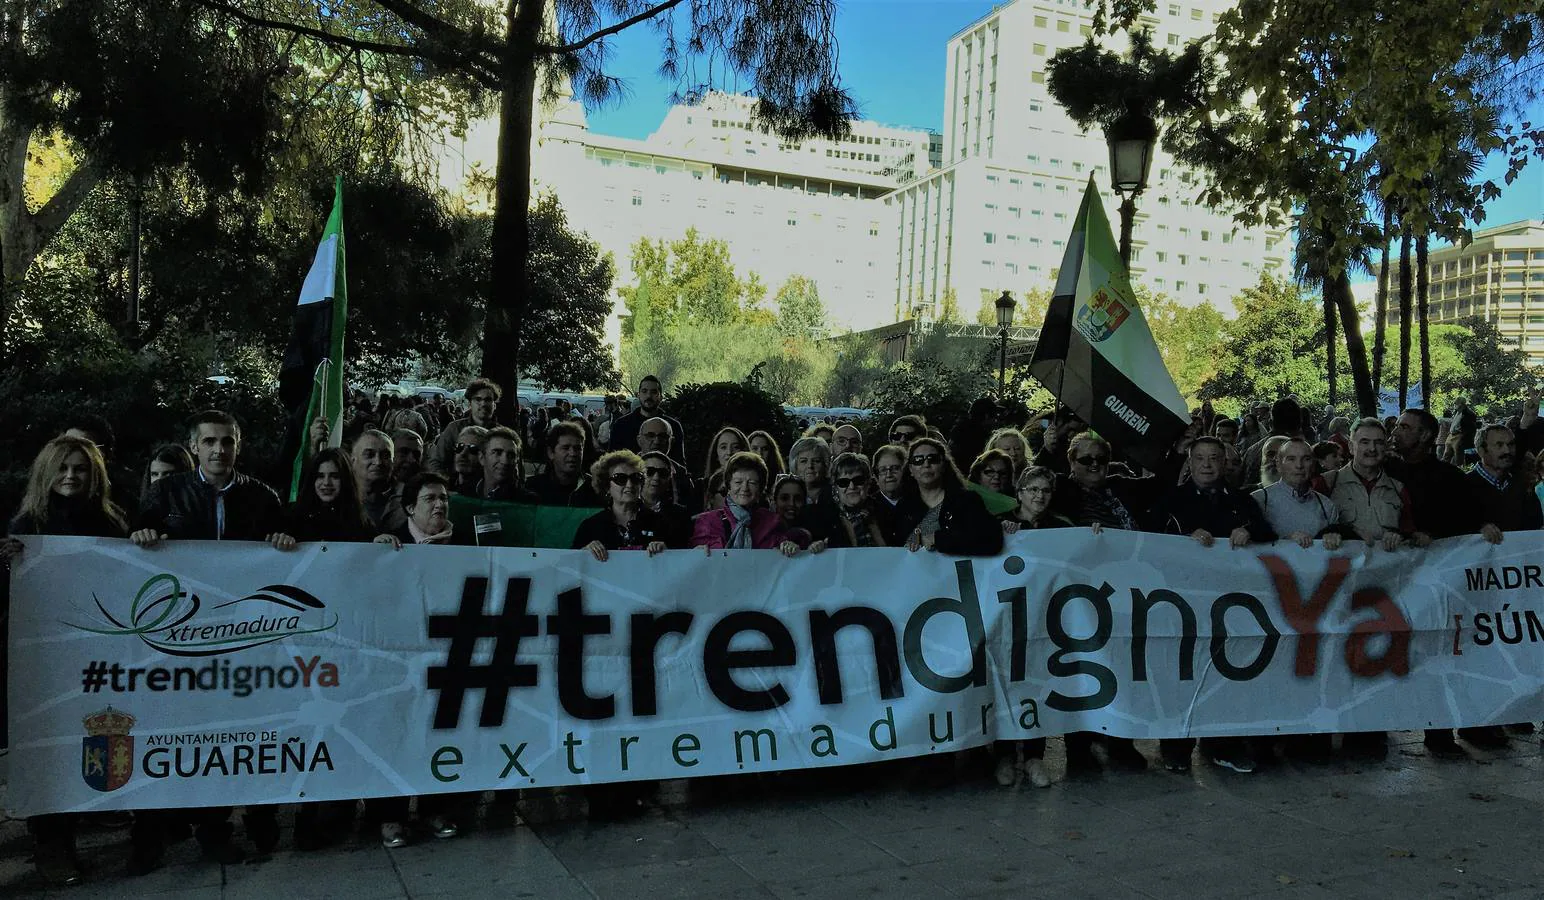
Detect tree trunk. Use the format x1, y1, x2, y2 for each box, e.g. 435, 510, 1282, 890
127, 171, 143, 325
1371, 205, 1393, 392
0, 89, 104, 357
1334, 270, 1377, 417
1397, 226, 1413, 410
481, 0, 546, 410
1416, 232, 1431, 408
1322, 276, 1338, 407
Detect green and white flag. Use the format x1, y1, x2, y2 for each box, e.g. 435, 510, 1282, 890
279, 177, 348, 501
1028, 178, 1188, 470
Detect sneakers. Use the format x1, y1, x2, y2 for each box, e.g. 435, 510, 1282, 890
426, 815, 458, 840
1207, 740, 1256, 774
1024, 759, 1052, 788
1423, 730, 1467, 760
993, 754, 1017, 787
379, 822, 408, 849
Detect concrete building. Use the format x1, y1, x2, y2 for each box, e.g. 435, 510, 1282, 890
526, 91, 938, 339
887, 0, 1289, 320
1387, 220, 1544, 366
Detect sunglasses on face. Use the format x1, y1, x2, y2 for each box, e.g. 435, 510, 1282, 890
910, 453, 942, 466
890, 431, 919, 442
983, 468, 1011, 479
834, 475, 868, 488
455, 443, 483, 455
1074, 455, 1109, 468
609, 472, 646, 487
644, 466, 672, 479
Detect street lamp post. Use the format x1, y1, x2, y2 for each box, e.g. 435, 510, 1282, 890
1105, 104, 1159, 271
995, 290, 1016, 395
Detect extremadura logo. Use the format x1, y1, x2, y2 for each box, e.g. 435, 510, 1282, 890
69, 573, 337, 656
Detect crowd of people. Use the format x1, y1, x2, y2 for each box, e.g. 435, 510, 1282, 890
3, 373, 1542, 885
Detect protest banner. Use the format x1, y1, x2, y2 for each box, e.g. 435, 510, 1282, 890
8, 531, 1542, 815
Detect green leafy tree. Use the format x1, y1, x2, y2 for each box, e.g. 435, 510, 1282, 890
774, 275, 826, 339
823, 333, 882, 407
180, 0, 858, 408
1436, 317, 1542, 415
1140, 289, 1224, 401
1198, 274, 1334, 408
936, 287, 963, 324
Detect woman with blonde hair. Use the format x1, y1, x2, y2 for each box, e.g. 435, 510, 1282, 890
986, 428, 1031, 475
4, 435, 129, 884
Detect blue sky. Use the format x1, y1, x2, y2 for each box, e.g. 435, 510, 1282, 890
584, 0, 1544, 231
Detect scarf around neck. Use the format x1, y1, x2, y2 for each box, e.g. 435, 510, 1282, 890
726, 500, 754, 549
408, 518, 454, 544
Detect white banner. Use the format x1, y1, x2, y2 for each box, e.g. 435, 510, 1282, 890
7, 532, 1542, 815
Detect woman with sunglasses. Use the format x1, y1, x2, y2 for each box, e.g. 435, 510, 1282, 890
573, 450, 676, 561
896, 437, 1002, 556
1048, 434, 1169, 773
831, 452, 888, 546
886, 415, 927, 447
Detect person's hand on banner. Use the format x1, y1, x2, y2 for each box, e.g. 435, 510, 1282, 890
1322, 532, 1343, 551
1287, 531, 1314, 549
1002, 520, 1021, 535
129, 529, 165, 547
906, 529, 922, 552
0, 537, 22, 565
1380, 531, 1402, 552
1190, 529, 1214, 548
1413, 531, 1434, 548
373, 534, 402, 550
267, 533, 297, 551
584, 540, 609, 562
1481, 523, 1504, 545
1228, 527, 1251, 549
646, 541, 666, 556
1090, 522, 1103, 535
809, 539, 828, 554
778, 540, 800, 557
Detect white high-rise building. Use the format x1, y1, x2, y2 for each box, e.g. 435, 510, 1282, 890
886, 0, 1289, 320
529, 92, 939, 341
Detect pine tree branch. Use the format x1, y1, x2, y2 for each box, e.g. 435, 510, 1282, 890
539, 0, 688, 55
187, 0, 500, 89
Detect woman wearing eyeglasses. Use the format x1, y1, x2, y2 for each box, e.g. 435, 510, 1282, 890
896, 437, 1003, 556
989, 465, 1080, 788
968, 448, 1016, 498
573, 451, 676, 561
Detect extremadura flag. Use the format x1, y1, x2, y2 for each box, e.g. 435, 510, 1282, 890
1029, 178, 1188, 470
278, 177, 348, 501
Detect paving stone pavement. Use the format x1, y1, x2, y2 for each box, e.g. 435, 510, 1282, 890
4, 730, 1544, 899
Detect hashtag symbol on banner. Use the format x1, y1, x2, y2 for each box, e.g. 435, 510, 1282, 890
426, 576, 539, 729
81, 661, 109, 693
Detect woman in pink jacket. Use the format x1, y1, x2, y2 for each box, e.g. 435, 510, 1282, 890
690, 451, 808, 556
